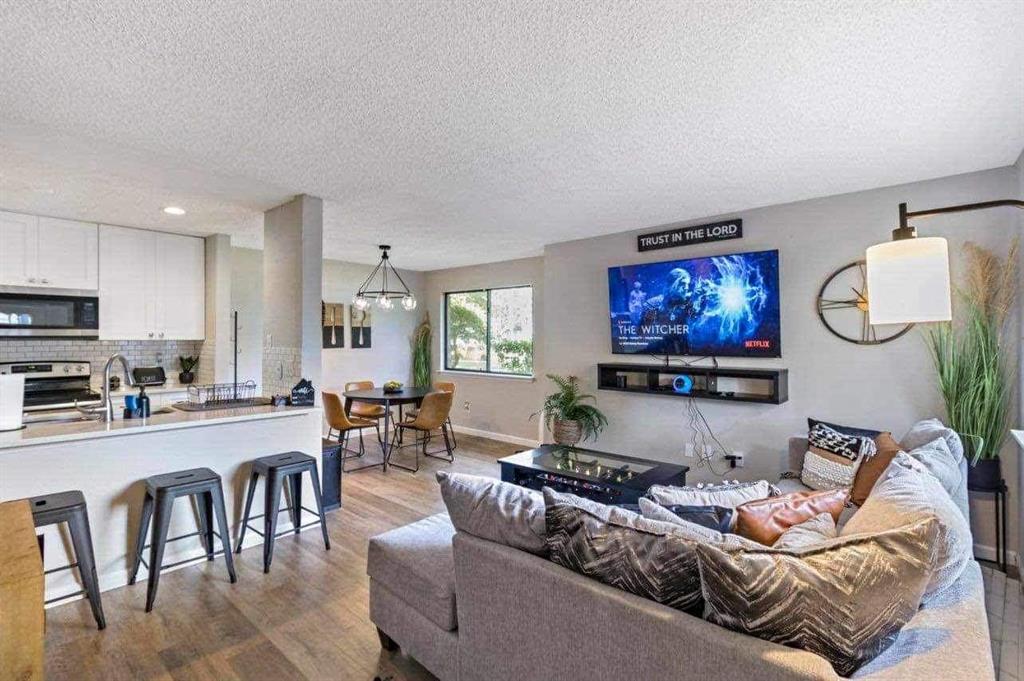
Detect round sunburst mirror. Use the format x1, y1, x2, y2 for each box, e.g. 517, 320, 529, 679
816, 260, 914, 345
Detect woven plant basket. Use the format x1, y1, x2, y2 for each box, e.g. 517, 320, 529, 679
552, 419, 583, 447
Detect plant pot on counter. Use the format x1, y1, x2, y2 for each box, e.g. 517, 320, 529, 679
178, 371, 195, 385
552, 419, 583, 447
967, 456, 1002, 491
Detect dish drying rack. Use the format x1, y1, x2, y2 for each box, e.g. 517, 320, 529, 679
173, 380, 269, 411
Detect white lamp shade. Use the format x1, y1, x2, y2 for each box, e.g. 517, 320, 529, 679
865, 236, 952, 324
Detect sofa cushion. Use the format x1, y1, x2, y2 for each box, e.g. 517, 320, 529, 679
696, 516, 938, 677
367, 513, 458, 631
647, 480, 778, 507
900, 418, 965, 463
545, 489, 753, 614
637, 499, 735, 533
898, 436, 969, 519
772, 512, 837, 550
735, 488, 847, 545
850, 432, 901, 506
436, 471, 547, 555
841, 454, 972, 602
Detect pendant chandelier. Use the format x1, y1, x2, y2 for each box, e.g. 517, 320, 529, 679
354, 245, 417, 311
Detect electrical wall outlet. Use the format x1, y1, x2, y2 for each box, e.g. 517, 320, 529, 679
463, 401, 471, 412
732, 451, 745, 468
683, 442, 695, 458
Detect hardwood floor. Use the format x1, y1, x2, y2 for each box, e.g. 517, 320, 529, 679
43, 435, 1023, 680
43, 434, 516, 681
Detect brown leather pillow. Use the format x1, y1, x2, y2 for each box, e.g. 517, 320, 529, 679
735, 488, 848, 545
849, 432, 902, 506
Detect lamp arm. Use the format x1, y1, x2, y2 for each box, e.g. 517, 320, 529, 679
899, 199, 1024, 229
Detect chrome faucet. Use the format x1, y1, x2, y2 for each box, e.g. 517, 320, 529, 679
77, 354, 136, 423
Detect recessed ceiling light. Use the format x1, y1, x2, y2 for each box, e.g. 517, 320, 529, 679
163, 206, 186, 215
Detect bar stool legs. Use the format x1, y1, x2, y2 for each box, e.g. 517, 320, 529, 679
29, 491, 106, 630
128, 468, 237, 613
236, 452, 331, 573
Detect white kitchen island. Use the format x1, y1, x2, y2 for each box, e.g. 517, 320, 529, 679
0, 405, 322, 601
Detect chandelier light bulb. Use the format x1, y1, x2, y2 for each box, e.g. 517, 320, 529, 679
353, 294, 370, 311
378, 296, 394, 310
401, 295, 418, 311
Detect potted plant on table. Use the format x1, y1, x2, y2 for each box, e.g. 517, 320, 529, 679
927, 239, 1017, 490
178, 355, 199, 385
533, 374, 608, 447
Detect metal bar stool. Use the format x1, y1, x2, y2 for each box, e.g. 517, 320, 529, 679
128, 467, 237, 612
28, 490, 106, 629
235, 451, 331, 573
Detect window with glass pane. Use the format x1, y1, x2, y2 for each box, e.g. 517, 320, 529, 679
444, 286, 533, 375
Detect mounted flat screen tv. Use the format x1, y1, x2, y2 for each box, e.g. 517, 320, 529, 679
608, 249, 781, 358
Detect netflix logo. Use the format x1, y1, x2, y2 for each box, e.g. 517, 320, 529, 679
744, 339, 771, 349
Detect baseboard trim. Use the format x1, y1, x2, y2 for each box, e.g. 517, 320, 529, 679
973, 542, 1019, 569
451, 424, 540, 449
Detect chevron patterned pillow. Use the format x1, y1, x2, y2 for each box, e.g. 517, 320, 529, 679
695, 516, 938, 676
544, 488, 755, 614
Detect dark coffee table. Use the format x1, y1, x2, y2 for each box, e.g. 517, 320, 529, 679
499, 444, 689, 504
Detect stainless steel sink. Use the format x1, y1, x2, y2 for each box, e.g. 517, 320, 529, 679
22, 411, 99, 425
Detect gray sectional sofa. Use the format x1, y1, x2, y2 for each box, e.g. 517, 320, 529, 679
367, 433, 994, 681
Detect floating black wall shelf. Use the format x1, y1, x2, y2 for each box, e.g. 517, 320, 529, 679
597, 363, 788, 405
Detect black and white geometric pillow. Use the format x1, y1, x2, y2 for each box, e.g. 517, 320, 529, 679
808, 423, 876, 461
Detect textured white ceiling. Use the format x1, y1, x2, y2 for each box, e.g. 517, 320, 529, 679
1, 0, 1021, 270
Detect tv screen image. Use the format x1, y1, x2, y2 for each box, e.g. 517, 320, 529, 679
608, 249, 781, 357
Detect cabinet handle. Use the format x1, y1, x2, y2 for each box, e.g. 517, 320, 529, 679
148, 332, 154, 338
40, 278, 49, 284
27, 277, 36, 283
159, 332, 164, 339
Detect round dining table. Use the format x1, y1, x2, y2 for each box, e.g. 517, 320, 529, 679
341, 387, 433, 471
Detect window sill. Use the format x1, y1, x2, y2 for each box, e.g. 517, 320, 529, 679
437, 370, 535, 382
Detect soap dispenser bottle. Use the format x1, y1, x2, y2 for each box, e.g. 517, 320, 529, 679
138, 386, 151, 418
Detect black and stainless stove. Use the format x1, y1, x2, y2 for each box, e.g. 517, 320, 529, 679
0, 361, 101, 411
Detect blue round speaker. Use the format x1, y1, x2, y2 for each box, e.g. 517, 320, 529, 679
672, 374, 694, 394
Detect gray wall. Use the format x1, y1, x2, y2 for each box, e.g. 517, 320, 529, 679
543, 166, 1020, 557
231, 247, 264, 389
423, 257, 545, 444
321, 259, 425, 394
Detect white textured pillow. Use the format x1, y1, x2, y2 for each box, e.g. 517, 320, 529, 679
842, 453, 971, 601
900, 418, 964, 463
896, 437, 968, 519
647, 480, 777, 508
772, 512, 837, 550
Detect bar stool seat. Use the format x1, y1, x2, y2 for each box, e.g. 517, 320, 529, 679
236, 451, 331, 573
28, 490, 106, 630
128, 467, 237, 612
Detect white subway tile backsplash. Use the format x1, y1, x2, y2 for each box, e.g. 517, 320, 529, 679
0, 339, 203, 384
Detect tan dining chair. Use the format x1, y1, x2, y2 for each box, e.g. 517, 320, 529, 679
344, 380, 389, 444
401, 381, 457, 449
389, 391, 455, 473
323, 390, 383, 472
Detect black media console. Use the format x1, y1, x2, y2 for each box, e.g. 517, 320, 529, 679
597, 362, 788, 405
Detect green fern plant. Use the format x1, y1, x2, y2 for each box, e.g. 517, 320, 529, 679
411, 313, 432, 388
531, 374, 608, 443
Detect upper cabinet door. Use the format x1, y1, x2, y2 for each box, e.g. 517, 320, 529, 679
0, 211, 39, 286
154, 232, 205, 340
36, 218, 98, 289
99, 225, 154, 340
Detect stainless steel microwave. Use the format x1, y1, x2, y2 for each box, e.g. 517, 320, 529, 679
0, 290, 99, 338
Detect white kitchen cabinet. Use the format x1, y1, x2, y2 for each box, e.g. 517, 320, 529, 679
154, 233, 206, 340
99, 225, 205, 340
36, 218, 99, 289
0, 212, 97, 289
0, 211, 37, 286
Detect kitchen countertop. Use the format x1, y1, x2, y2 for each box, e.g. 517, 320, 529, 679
0, 405, 321, 451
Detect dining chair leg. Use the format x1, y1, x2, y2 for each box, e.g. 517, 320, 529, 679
447, 417, 457, 450
387, 427, 420, 473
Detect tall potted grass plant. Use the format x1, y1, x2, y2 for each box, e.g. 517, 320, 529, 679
411, 313, 432, 389
927, 239, 1017, 489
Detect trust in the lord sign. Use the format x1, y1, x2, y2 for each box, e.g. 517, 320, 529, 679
637, 219, 743, 252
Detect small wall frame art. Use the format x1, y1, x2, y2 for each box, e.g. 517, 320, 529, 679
351, 307, 372, 349
322, 302, 345, 349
